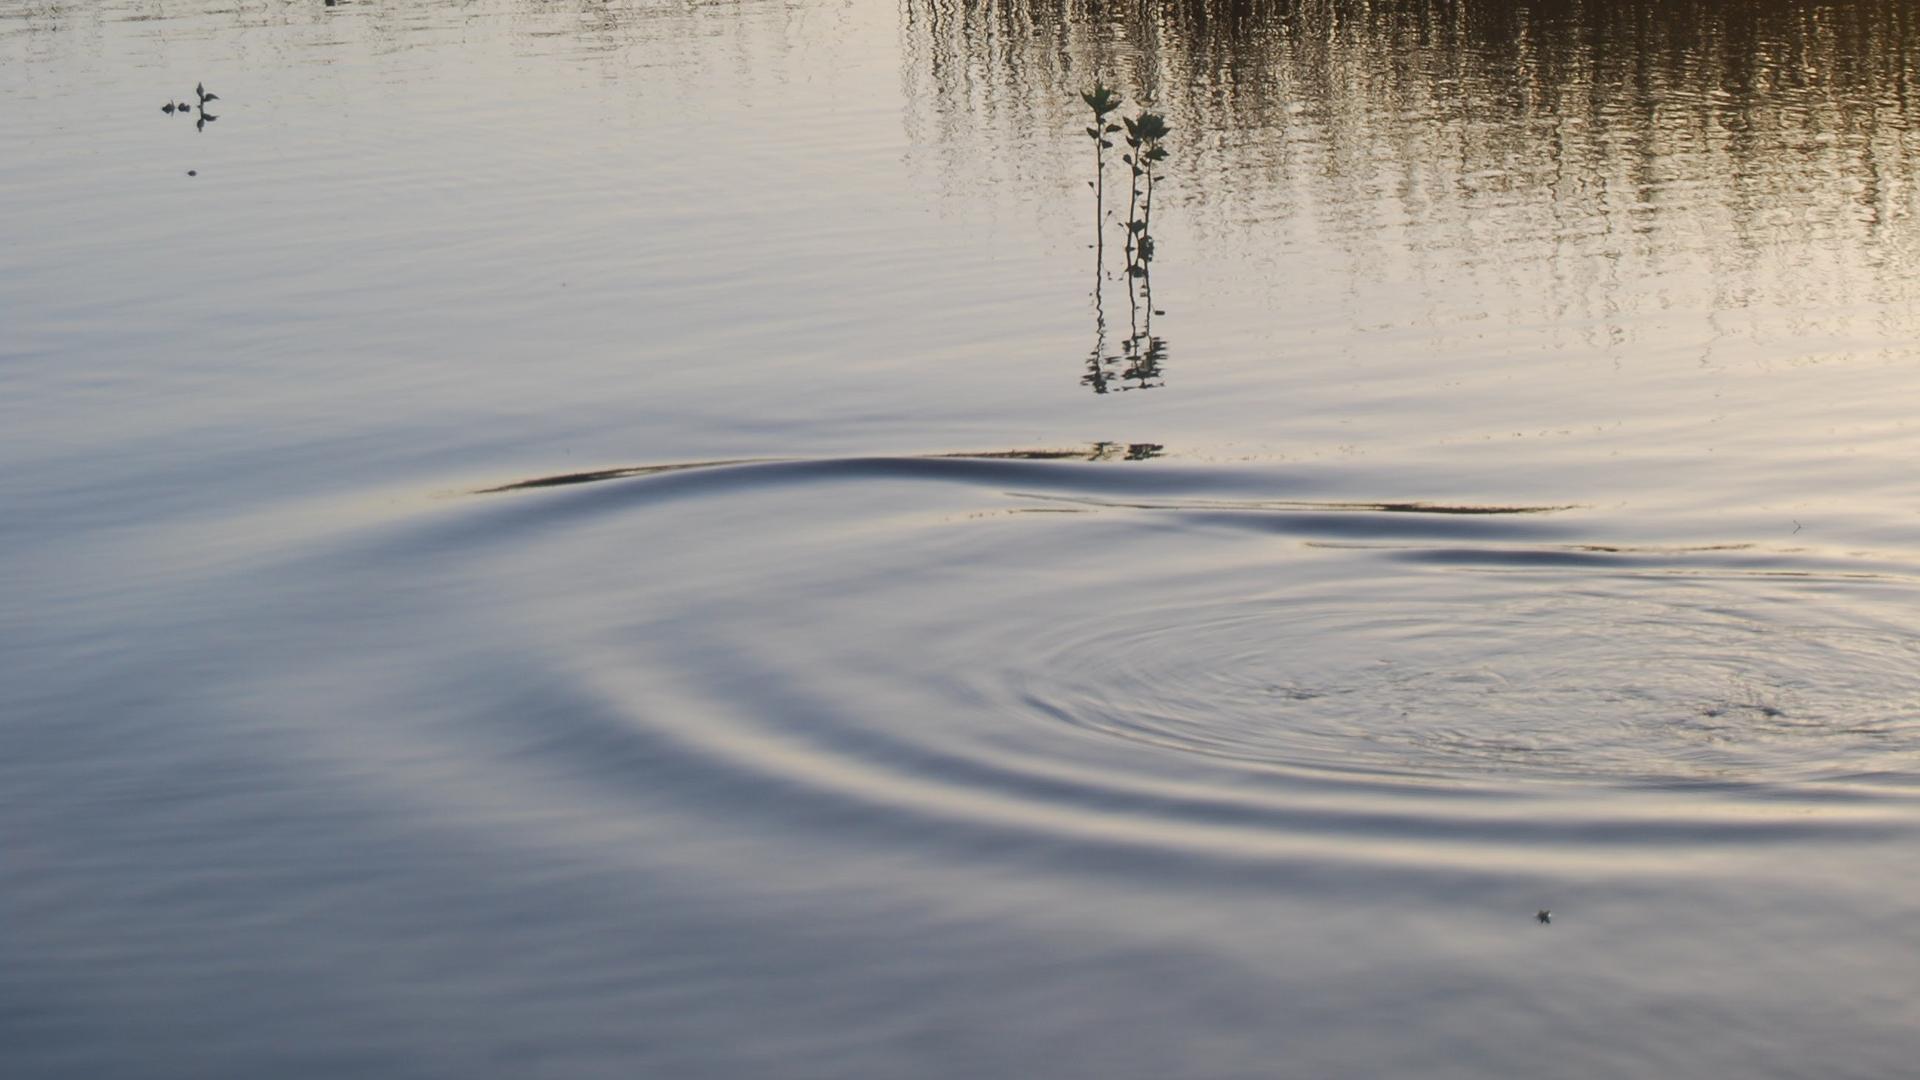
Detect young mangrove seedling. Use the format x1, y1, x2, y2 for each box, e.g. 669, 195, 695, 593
1080, 83, 1124, 263
1122, 109, 1171, 276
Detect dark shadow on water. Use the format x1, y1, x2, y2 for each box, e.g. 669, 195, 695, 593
478, 446, 1167, 493
475, 459, 761, 493
1015, 492, 1571, 516
469, 452, 1585, 544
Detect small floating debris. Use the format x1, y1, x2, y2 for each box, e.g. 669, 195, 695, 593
939, 443, 1166, 462
1536, 909, 1552, 925
187, 170, 197, 177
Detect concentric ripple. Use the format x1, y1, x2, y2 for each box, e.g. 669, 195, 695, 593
440, 454, 1920, 857
1011, 568, 1920, 787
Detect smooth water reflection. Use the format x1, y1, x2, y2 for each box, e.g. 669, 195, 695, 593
907, 0, 1920, 421
6, 1, 1920, 1077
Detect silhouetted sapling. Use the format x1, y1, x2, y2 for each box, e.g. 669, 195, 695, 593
1080, 83, 1124, 262
1075, 86, 1173, 394
158, 81, 221, 131
1122, 110, 1170, 276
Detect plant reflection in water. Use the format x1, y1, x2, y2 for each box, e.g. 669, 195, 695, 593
1080, 86, 1170, 395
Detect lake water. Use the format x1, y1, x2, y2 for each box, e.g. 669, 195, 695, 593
6, 0, 1920, 1075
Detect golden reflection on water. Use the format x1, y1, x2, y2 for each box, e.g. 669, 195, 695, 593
903, 0, 1920, 347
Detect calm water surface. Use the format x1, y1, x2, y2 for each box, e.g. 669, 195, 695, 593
6, 1, 1920, 1075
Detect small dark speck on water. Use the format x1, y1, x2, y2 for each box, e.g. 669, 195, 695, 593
187, 170, 197, 176
1537, 910, 1552, 924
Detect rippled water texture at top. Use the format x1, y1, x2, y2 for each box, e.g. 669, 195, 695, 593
5, 1, 1920, 1077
